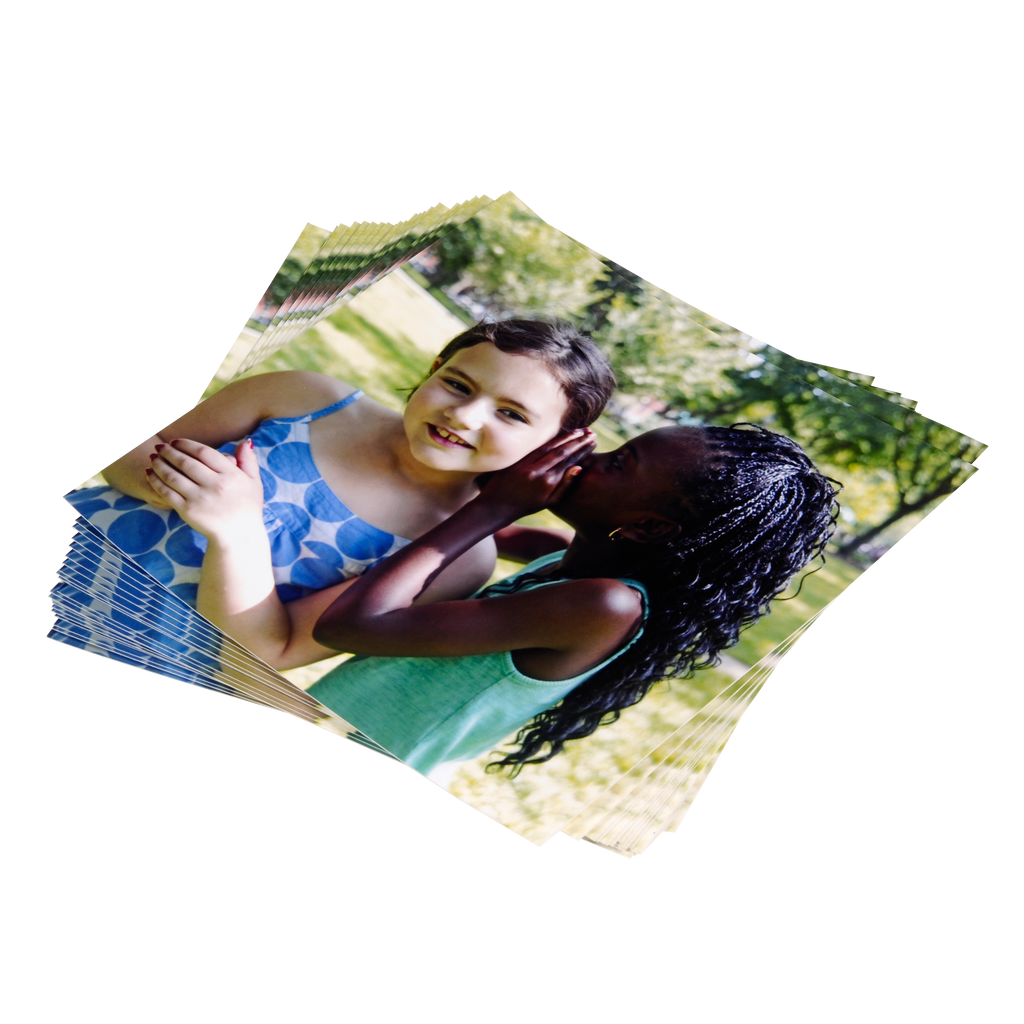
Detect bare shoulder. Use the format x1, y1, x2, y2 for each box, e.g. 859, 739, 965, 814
537, 577, 643, 627
159, 371, 361, 450
223, 371, 358, 419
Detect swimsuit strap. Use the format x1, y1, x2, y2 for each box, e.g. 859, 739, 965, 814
306, 389, 364, 421
256, 390, 366, 428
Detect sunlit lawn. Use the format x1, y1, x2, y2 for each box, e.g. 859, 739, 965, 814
729, 556, 862, 666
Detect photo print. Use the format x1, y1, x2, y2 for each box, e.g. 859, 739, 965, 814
51, 193, 985, 855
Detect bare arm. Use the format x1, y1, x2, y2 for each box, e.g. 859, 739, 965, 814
102, 371, 353, 505
147, 437, 498, 669
258, 536, 496, 670
309, 431, 640, 665
206, 538, 497, 671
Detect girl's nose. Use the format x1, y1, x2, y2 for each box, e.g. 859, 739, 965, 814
445, 399, 486, 431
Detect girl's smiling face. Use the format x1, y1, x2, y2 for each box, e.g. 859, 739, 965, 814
404, 342, 570, 474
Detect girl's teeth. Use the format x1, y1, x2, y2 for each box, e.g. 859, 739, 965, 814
437, 427, 467, 446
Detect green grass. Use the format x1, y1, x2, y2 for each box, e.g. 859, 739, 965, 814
240, 307, 435, 412
245, 328, 343, 376
401, 265, 477, 325
325, 306, 435, 396
728, 556, 863, 667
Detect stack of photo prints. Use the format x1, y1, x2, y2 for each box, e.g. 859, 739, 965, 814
50, 194, 984, 856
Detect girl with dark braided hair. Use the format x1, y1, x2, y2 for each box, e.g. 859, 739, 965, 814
296, 421, 840, 775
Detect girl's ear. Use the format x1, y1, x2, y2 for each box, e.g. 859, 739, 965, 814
429, 357, 444, 374
617, 516, 681, 545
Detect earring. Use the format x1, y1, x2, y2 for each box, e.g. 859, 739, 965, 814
608, 527, 624, 542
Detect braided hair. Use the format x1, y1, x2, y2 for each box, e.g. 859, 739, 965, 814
488, 424, 841, 774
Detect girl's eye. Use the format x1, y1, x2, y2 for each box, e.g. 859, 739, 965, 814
499, 409, 528, 424
442, 378, 470, 394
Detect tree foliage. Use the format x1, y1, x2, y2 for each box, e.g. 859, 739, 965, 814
428, 194, 608, 319
589, 285, 752, 406
683, 357, 980, 554
424, 210, 980, 558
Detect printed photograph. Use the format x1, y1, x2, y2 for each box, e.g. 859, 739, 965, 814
52, 193, 984, 853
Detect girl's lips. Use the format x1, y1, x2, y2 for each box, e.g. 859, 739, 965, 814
427, 423, 475, 449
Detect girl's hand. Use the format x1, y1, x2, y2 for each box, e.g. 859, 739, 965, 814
145, 438, 265, 543
476, 429, 595, 521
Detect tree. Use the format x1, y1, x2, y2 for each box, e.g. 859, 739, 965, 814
684, 357, 980, 556
589, 284, 751, 405
832, 422, 977, 556
420, 194, 609, 319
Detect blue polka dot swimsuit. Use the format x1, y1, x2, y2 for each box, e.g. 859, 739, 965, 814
64, 391, 410, 609
49, 391, 417, 711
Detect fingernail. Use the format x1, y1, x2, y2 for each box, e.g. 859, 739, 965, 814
248, 439, 254, 449
145, 468, 153, 476
154, 443, 165, 451
149, 453, 158, 461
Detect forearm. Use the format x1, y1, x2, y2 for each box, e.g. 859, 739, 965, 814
313, 497, 513, 649
103, 436, 172, 506
196, 525, 293, 665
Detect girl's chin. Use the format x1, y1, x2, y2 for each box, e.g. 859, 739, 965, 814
410, 442, 481, 472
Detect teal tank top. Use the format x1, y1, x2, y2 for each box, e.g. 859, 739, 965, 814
306, 553, 649, 775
